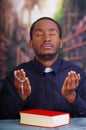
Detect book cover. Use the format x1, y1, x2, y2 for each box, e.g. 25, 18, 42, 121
20, 109, 70, 128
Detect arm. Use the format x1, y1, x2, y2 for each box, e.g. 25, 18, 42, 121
62, 70, 86, 117
0, 69, 31, 119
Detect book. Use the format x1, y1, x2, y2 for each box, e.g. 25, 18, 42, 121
20, 109, 70, 128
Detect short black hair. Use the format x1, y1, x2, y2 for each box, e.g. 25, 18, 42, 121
30, 17, 62, 40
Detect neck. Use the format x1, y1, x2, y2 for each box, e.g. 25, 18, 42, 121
35, 55, 58, 67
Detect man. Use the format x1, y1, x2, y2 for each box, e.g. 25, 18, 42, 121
0, 17, 86, 119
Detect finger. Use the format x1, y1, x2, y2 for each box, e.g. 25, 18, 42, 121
14, 70, 20, 79
17, 69, 24, 80
62, 77, 68, 93
14, 70, 23, 88
70, 71, 78, 90
77, 73, 81, 80
61, 77, 68, 95
14, 69, 26, 81
14, 70, 19, 79
14, 71, 19, 85
67, 72, 73, 87
24, 77, 31, 90
19, 69, 26, 80
14, 71, 17, 77
63, 77, 68, 88
23, 77, 31, 95
75, 73, 80, 87
66, 71, 76, 90
70, 71, 80, 89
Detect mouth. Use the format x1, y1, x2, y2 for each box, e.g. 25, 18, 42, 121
41, 43, 53, 49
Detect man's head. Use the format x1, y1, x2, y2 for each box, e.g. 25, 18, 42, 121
30, 17, 62, 40
29, 17, 62, 64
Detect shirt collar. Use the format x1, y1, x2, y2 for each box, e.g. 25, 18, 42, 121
33, 58, 45, 74
33, 56, 63, 75
44, 67, 53, 73
51, 57, 63, 74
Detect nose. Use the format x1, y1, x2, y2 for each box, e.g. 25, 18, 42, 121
44, 33, 51, 42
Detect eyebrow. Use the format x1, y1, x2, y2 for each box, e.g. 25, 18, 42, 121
34, 29, 42, 32
34, 28, 58, 32
49, 28, 58, 32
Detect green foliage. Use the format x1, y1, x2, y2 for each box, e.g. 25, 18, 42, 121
54, 0, 63, 24
54, 0, 74, 24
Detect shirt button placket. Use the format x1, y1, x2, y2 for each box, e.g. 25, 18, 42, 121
48, 82, 51, 87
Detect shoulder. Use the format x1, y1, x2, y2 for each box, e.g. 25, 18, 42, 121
61, 58, 86, 77
7, 60, 34, 79
16, 60, 34, 70
14, 60, 34, 71
61, 58, 81, 69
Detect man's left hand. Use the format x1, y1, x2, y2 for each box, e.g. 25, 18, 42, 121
61, 71, 81, 103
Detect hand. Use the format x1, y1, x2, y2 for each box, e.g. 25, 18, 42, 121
61, 71, 81, 103
14, 69, 31, 100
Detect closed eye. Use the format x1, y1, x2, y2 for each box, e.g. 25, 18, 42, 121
49, 33, 56, 36
36, 33, 43, 36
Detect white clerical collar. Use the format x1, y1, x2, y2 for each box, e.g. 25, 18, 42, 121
44, 67, 53, 73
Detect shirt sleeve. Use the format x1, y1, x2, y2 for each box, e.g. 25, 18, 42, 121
68, 66, 86, 117
69, 95, 86, 117
0, 76, 26, 119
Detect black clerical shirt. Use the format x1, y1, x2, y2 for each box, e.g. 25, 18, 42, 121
0, 57, 86, 119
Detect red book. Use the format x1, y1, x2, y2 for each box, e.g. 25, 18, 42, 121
20, 109, 70, 128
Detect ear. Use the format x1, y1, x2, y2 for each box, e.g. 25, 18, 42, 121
59, 39, 63, 48
29, 40, 33, 49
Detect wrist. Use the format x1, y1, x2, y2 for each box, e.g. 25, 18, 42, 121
65, 91, 77, 103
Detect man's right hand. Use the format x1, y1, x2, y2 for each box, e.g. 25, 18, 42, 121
14, 69, 31, 100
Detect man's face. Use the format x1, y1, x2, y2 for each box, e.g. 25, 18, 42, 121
30, 19, 62, 61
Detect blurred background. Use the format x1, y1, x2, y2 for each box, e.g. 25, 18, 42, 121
0, 0, 86, 88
